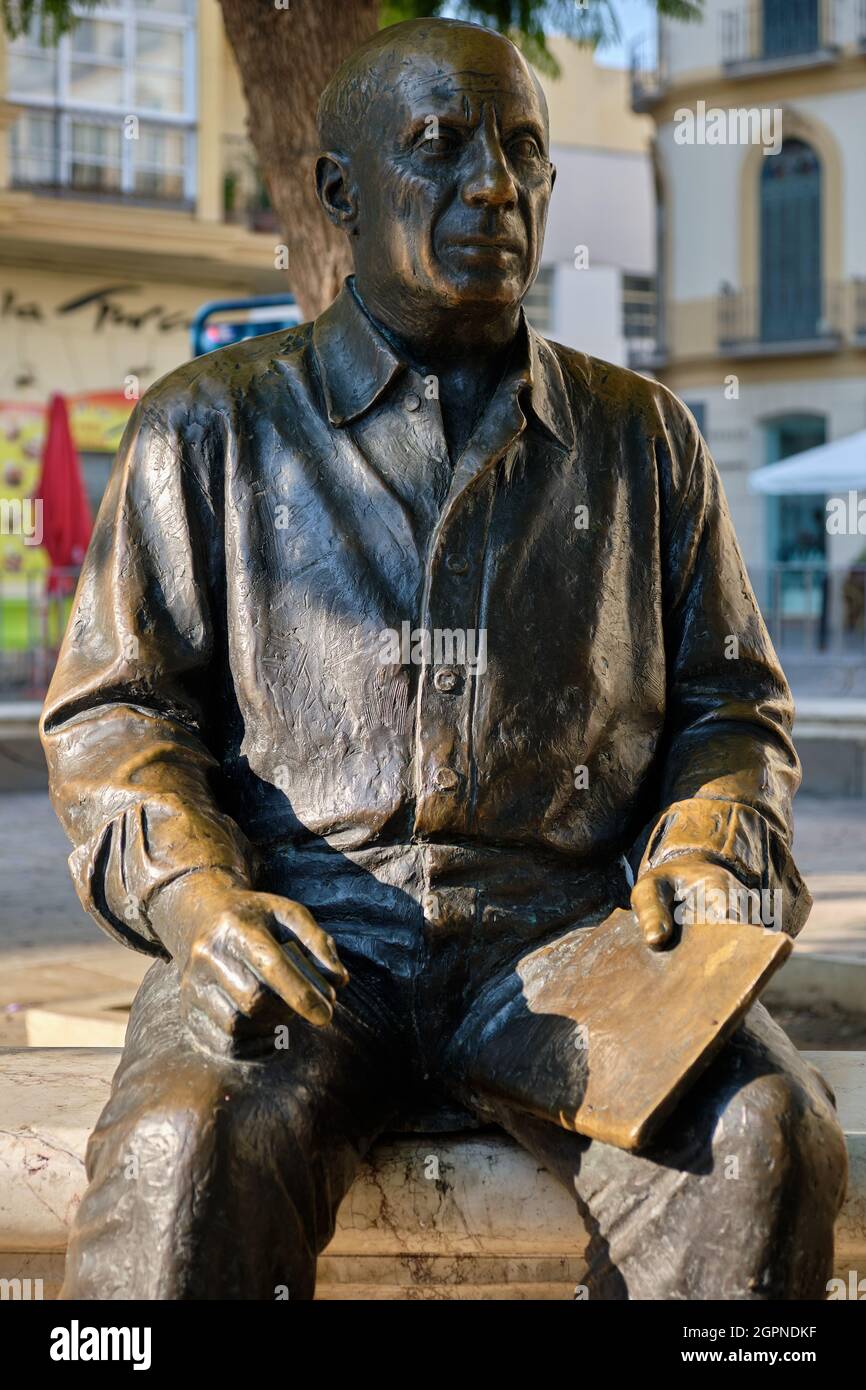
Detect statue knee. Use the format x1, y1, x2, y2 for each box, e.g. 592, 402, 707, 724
721, 1068, 847, 1228
104, 1059, 261, 1193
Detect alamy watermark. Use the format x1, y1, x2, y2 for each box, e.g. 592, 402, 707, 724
0, 497, 42, 546
674, 882, 783, 933
50, 1320, 151, 1370
0, 1276, 43, 1299
674, 101, 782, 156
826, 492, 866, 536
377, 622, 487, 675
826, 1270, 865, 1300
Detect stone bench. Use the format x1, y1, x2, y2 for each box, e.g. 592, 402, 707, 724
1, 1047, 864, 1300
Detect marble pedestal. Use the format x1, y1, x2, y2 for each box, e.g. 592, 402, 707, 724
1, 1047, 863, 1300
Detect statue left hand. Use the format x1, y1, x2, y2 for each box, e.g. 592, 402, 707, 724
631, 858, 751, 950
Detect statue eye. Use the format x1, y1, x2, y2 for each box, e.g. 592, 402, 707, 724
418, 129, 461, 156
508, 135, 541, 160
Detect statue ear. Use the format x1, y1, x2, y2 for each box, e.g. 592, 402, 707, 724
316, 152, 359, 234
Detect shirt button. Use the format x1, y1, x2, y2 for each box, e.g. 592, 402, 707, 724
433, 667, 460, 693
445, 553, 469, 575
422, 892, 440, 921
405, 393, 421, 411
432, 766, 460, 792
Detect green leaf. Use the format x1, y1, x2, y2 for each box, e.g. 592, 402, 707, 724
381, 1, 703, 71
1, 0, 101, 44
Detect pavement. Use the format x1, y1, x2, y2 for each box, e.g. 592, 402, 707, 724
0, 790, 864, 1048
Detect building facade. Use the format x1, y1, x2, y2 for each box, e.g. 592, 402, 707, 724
0, 7, 656, 694
538, 37, 656, 367
0, 0, 288, 685
632, 0, 866, 670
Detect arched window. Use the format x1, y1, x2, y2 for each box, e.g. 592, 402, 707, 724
762, 0, 819, 60
760, 139, 821, 343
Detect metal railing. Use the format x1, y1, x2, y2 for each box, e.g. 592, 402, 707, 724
629, 31, 669, 111
718, 281, 845, 351
721, 1, 838, 67
2, 565, 864, 703
9, 109, 194, 211
0, 569, 79, 702
755, 565, 866, 660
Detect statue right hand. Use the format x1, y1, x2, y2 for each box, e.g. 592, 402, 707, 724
149, 869, 349, 1053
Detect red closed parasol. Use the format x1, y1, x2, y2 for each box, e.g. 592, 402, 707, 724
33, 393, 92, 595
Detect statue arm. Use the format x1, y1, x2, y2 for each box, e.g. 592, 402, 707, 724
632, 405, 811, 938
39, 396, 253, 957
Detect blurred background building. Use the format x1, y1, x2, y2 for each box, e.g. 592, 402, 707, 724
0, 3, 657, 707
0, 0, 864, 713
534, 36, 656, 368
0, 0, 284, 608
0, 0, 285, 674
632, 0, 866, 686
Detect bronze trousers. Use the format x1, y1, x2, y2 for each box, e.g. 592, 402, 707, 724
61, 923, 847, 1301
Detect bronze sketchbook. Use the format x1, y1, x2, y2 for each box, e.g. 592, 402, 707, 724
464, 908, 792, 1152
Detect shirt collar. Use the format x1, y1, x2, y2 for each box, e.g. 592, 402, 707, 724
310, 278, 575, 452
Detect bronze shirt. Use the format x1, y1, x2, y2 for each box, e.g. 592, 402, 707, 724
40, 280, 811, 959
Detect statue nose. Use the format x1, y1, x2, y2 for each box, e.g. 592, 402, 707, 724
461, 145, 518, 208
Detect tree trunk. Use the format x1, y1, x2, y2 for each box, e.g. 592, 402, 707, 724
218, 0, 379, 321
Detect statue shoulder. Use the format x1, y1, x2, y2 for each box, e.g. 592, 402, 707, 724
135, 321, 315, 427
545, 338, 696, 437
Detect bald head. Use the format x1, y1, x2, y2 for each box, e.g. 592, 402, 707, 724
314, 15, 555, 337
317, 18, 548, 159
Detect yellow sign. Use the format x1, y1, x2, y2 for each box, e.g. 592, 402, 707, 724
69, 391, 134, 452
0, 401, 47, 584
0, 392, 133, 589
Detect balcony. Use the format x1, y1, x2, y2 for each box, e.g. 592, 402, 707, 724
8, 107, 194, 212
720, 1, 841, 74
629, 32, 669, 112
718, 281, 848, 356
221, 133, 280, 234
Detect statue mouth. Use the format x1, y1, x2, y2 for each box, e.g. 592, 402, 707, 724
448, 237, 522, 257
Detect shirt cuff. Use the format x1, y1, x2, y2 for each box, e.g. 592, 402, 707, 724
68, 798, 253, 956
635, 798, 812, 938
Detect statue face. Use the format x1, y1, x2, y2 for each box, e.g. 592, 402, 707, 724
349, 32, 554, 315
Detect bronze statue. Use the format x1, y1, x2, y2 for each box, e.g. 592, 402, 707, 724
41, 18, 846, 1300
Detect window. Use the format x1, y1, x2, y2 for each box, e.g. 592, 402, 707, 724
7, 0, 196, 206
683, 401, 706, 437
760, 139, 822, 343
622, 274, 657, 341
80, 451, 115, 518
762, 414, 828, 642
762, 0, 819, 61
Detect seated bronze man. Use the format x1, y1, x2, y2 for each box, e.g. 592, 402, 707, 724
42, 18, 846, 1300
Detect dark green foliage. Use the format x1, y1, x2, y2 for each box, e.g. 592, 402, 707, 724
4, 0, 703, 74
380, 1, 703, 75
1, 0, 98, 42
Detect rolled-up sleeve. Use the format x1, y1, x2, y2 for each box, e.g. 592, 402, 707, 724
40, 395, 252, 955
632, 400, 812, 937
